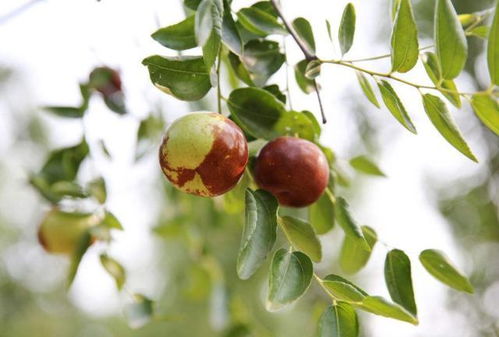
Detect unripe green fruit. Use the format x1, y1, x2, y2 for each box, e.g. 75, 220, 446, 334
254, 136, 329, 208
38, 208, 100, 255
159, 112, 248, 197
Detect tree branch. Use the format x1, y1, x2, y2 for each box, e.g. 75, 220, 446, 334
270, 0, 316, 61
270, 0, 328, 123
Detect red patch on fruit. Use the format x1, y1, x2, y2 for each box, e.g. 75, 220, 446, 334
197, 119, 248, 195
254, 136, 329, 207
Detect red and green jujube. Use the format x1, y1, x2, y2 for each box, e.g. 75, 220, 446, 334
159, 112, 249, 197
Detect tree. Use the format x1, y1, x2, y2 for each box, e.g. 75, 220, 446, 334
28, 0, 498, 335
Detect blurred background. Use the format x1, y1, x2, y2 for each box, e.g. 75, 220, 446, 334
0, 0, 497, 336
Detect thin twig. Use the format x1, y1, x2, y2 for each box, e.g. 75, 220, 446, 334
282, 37, 293, 110
270, 0, 316, 61
0, 0, 43, 25
270, 0, 328, 123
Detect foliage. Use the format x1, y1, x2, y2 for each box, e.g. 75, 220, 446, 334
26, 0, 499, 335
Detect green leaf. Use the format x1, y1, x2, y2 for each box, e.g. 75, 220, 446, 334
325, 20, 333, 42
237, 189, 278, 280
184, 0, 201, 10
87, 177, 107, 204
278, 216, 322, 262
126, 294, 154, 329
263, 84, 287, 104
67, 230, 93, 288
240, 40, 285, 87
142, 55, 211, 101
488, 1, 499, 85
421, 52, 461, 108
222, 0, 243, 55
151, 16, 197, 50
338, 3, 356, 56
103, 93, 127, 115
324, 274, 369, 296
266, 249, 313, 311
349, 156, 386, 177
321, 279, 366, 303
228, 51, 255, 86
377, 80, 417, 134
419, 249, 474, 293
50, 181, 87, 199
435, 0, 468, 80
202, 30, 221, 71
470, 94, 499, 135
44, 106, 84, 118
228, 87, 285, 140
360, 296, 418, 325
468, 25, 489, 39
195, 0, 223, 46
195, 0, 223, 70
339, 226, 377, 274
292, 17, 316, 54
36, 139, 89, 185
274, 110, 320, 141
391, 0, 419, 73
390, 0, 402, 20
308, 192, 334, 235
236, 7, 286, 37
44, 84, 90, 118
422, 93, 477, 162
99, 139, 112, 159
384, 249, 417, 316
304, 60, 321, 79
356, 72, 381, 108
100, 254, 126, 290
251, 1, 278, 17
99, 211, 123, 230
317, 303, 359, 337
135, 113, 165, 161
294, 59, 315, 94
335, 197, 370, 251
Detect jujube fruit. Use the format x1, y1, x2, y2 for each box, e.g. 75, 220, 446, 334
159, 112, 248, 197
38, 208, 100, 255
89, 66, 122, 97
253, 136, 329, 207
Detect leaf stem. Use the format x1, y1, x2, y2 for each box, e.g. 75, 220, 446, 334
320, 59, 481, 96
313, 80, 327, 124
343, 45, 433, 63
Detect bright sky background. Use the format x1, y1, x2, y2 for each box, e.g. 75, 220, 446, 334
0, 0, 493, 336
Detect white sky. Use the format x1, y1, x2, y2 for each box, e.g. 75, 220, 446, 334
0, 0, 493, 336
